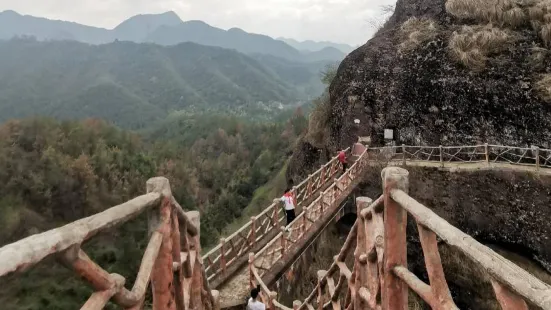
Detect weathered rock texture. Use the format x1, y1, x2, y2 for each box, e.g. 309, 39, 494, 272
288, 0, 551, 306
288, 0, 551, 182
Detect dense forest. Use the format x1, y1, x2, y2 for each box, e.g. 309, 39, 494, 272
0, 107, 308, 309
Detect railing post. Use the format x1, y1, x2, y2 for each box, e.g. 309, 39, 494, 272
301, 207, 308, 236
171, 211, 185, 310
293, 300, 301, 310
439, 145, 444, 168
220, 238, 227, 275
146, 177, 176, 310
272, 207, 281, 230
268, 291, 277, 310
281, 227, 287, 256
251, 216, 257, 248
307, 174, 313, 198
535, 147, 540, 171
292, 186, 298, 206
187, 210, 203, 309
320, 165, 326, 185
355, 197, 371, 309
317, 270, 327, 310
211, 290, 220, 310
320, 192, 325, 214
402, 144, 406, 166
485, 143, 489, 165
381, 167, 409, 310
248, 253, 255, 289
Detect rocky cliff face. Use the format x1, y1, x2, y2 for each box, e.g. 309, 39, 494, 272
288, 0, 551, 307
289, 0, 551, 181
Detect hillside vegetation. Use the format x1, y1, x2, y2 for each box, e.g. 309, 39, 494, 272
0, 109, 307, 309
0, 38, 326, 128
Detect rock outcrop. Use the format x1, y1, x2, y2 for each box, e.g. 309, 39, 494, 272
289, 0, 551, 181
288, 0, 551, 307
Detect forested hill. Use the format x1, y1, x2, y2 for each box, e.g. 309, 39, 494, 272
0, 112, 307, 309
0, 38, 327, 129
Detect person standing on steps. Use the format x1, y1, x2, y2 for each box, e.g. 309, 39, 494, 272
273, 187, 296, 226
247, 286, 265, 310
338, 150, 348, 173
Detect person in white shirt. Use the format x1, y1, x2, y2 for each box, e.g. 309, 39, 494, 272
273, 187, 296, 226
247, 286, 265, 310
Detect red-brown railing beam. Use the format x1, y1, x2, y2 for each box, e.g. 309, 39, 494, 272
60, 246, 114, 292
392, 265, 433, 302
82, 288, 118, 310
382, 167, 409, 310
491, 280, 529, 310
151, 196, 176, 310
172, 211, 185, 310
417, 224, 458, 309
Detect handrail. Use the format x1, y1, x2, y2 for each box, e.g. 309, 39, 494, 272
0, 192, 161, 276
390, 188, 551, 309
259, 165, 551, 310
0, 176, 216, 310
246, 144, 370, 307
204, 147, 352, 284
364, 143, 551, 169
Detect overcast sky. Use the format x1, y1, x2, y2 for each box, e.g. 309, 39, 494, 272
0, 0, 396, 45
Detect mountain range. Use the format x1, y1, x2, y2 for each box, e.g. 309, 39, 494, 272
277, 37, 357, 54
0, 38, 328, 129
0, 10, 348, 62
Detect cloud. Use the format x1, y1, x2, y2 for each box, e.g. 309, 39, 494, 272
0, 0, 396, 45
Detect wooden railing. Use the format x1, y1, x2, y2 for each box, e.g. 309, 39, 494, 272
0, 177, 218, 310
251, 167, 551, 310
247, 145, 370, 308
203, 148, 351, 286
366, 143, 551, 170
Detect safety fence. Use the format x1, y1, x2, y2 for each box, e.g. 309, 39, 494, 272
248, 167, 551, 310
203, 148, 351, 286
0, 177, 217, 310
247, 145, 369, 308
367, 144, 551, 170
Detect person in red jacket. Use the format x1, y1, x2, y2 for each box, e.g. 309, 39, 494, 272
338, 150, 347, 172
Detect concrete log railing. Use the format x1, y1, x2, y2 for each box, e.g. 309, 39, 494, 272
203, 148, 351, 287
246, 145, 370, 306
253, 167, 551, 310
365, 143, 551, 172
0, 177, 218, 310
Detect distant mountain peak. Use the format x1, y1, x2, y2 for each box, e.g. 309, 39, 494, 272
113, 11, 183, 42
228, 27, 246, 33
115, 11, 183, 29
278, 37, 355, 54
1, 10, 20, 16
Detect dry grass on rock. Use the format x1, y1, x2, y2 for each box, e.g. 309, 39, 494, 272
446, 0, 551, 45
398, 17, 439, 53
536, 73, 551, 101
449, 24, 515, 69
529, 46, 550, 68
